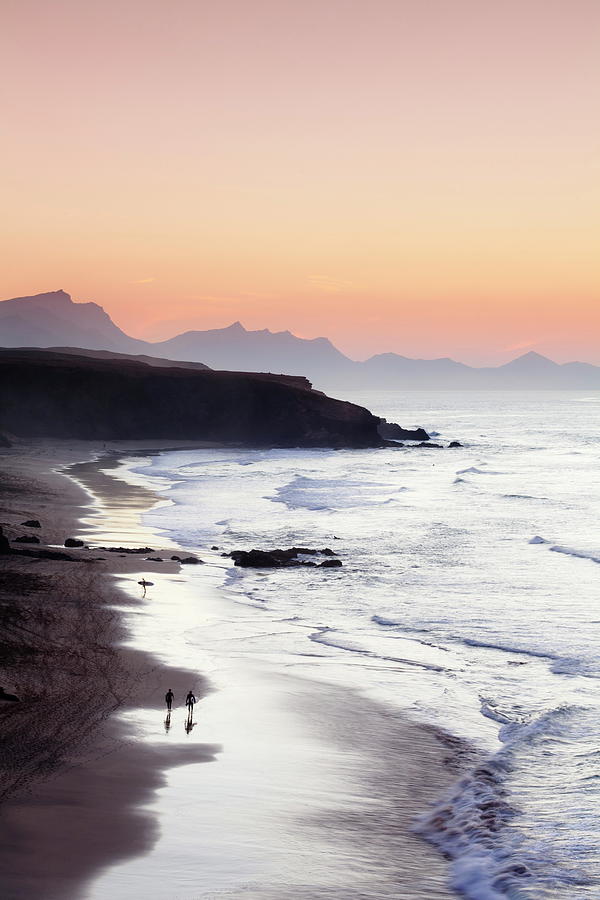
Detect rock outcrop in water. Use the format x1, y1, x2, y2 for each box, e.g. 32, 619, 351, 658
0, 349, 382, 448
377, 419, 429, 441
229, 547, 341, 568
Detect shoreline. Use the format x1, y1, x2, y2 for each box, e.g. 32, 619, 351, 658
0, 439, 466, 899
0, 439, 218, 899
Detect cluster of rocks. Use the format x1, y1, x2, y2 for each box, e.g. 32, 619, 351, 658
95, 545, 155, 554
228, 547, 342, 569
390, 440, 463, 449
1, 524, 76, 560
171, 554, 203, 565
375, 420, 463, 449
1, 524, 210, 566
1, 522, 44, 551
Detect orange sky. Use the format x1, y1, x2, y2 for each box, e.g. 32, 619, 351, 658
2, 0, 599, 364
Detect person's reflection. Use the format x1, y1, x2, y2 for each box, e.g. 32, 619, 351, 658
164, 711, 171, 733
184, 710, 196, 734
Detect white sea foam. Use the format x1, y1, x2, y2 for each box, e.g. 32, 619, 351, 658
269, 474, 402, 510
479, 698, 523, 726
456, 465, 502, 475
371, 614, 404, 627
460, 636, 558, 662
308, 627, 446, 672
503, 494, 549, 501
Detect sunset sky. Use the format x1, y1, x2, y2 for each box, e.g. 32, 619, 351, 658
2, 0, 599, 364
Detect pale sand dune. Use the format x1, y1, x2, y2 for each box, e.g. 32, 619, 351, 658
0, 440, 464, 899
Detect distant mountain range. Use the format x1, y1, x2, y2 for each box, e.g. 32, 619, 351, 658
2, 290, 599, 389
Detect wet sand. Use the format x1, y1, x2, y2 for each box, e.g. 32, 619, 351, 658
0, 439, 465, 899
0, 440, 218, 899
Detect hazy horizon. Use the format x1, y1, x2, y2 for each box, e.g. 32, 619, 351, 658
2, 0, 599, 367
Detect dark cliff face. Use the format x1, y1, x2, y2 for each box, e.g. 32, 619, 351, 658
0, 350, 382, 448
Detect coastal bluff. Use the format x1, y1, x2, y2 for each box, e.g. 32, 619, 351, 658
0, 349, 382, 448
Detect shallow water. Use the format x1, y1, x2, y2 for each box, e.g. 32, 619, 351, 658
82, 484, 455, 898
102, 389, 600, 900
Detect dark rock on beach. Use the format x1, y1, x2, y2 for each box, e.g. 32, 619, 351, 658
448, 441, 462, 448
171, 555, 203, 565
13, 535, 41, 544
64, 538, 85, 548
0, 527, 10, 555
11, 548, 80, 561
21, 520, 41, 528
377, 418, 429, 442
96, 546, 155, 554
320, 558, 343, 568
0, 688, 20, 703
146, 557, 163, 562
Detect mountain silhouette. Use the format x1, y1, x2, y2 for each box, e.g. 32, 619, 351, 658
1, 290, 599, 389
0, 290, 144, 353
152, 321, 353, 380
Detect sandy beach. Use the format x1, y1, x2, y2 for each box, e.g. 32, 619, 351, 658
0, 440, 467, 899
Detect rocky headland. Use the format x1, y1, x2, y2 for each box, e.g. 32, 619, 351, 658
0, 349, 382, 448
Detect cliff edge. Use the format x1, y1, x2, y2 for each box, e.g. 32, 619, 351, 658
0, 349, 382, 448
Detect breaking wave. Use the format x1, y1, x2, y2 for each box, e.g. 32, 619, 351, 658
416, 706, 594, 900
530, 536, 600, 564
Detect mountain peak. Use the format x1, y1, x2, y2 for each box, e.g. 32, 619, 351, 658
6, 289, 73, 306
516, 350, 549, 362
504, 350, 557, 369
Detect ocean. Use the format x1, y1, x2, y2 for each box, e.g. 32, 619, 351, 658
119, 390, 599, 899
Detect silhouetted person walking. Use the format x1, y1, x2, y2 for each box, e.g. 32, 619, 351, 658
165, 689, 174, 711
185, 690, 196, 714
